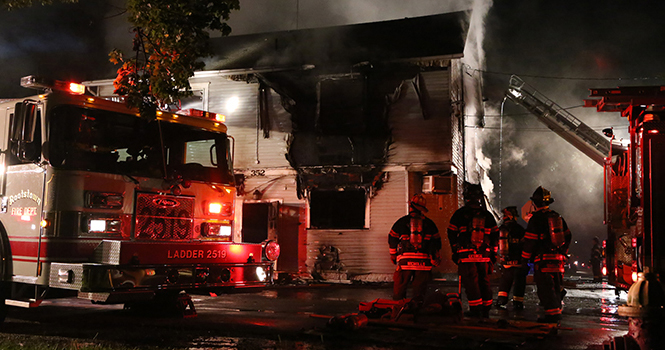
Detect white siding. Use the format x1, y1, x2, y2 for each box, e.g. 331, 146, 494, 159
189, 76, 293, 171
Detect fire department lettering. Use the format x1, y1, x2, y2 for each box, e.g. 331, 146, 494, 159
8, 189, 42, 206
11, 207, 37, 216
167, 249, 227, 259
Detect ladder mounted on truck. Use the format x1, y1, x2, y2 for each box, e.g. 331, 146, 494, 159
505, 75, 610, 166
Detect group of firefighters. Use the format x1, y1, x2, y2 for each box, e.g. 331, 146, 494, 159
388, 183, 572, 323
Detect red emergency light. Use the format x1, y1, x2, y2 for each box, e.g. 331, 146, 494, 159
178, 108, 226, 122
20, 75, 85, 95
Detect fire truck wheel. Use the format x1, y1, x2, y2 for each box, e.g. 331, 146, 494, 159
0, 282, 7, 324
123, 291, 186, 318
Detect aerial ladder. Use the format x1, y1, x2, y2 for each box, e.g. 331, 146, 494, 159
505, 75, 610, 166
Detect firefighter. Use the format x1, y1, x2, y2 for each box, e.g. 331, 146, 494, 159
447, 182, 498, 318
590, 236, 604, 283
521, 186, 572, 323
389, 194, 442, 303
495, 206, 528, 310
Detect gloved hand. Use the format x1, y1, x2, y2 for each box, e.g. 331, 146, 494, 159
431, 252, 441, 267
452, 252, 459, 265
391, 254, 397, 265
490, 252, 497, 264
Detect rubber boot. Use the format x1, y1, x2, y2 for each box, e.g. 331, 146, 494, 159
464, 305, 482, 318
482, 305, 491, 318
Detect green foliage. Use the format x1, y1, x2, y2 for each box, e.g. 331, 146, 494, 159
110, 0, 239, 117
2, 0, 78, 10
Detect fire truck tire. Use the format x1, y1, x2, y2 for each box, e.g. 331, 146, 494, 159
123, 291, 186, 317
0, 282, 7, 324
0, 225, 9, 323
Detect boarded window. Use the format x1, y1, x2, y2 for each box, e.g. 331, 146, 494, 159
309, 188, 367, 229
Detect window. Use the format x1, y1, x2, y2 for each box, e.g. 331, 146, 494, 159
316, 78, 366, 135
309, 188, 367, 229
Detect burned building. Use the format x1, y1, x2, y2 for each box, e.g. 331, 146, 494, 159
86, 11, 486, 282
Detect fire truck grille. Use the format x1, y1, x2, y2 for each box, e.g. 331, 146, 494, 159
135, 193, 195, 241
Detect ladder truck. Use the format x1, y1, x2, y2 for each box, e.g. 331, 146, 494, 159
505, 75, 638, 290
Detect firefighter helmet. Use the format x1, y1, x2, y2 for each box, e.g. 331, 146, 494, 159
463, 182, 484, 207
530, 186, 554, 207
409, 193, 428, 213
502, 206, 518, 220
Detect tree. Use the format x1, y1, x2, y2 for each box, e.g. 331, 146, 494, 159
2, 0, 77, 10
110, 0, 239, 117
4, 0, 240, 117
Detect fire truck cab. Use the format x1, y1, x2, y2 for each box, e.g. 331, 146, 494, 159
0, 76, 279, 320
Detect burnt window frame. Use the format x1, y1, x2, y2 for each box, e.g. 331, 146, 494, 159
315, 75, 367, 136
307, 187, 369, 230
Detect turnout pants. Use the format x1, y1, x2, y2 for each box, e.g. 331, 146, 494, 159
497, 266, 528, 304
534, 264, 563, 316
393, 269, 431, 301
458, 262, 493, 310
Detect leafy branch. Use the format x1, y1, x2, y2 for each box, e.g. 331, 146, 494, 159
109, 0, 239, 117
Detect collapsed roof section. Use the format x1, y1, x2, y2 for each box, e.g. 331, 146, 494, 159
204, 12, 469, 194
206, 11, 468, 72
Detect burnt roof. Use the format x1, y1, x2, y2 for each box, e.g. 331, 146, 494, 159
205, 11, 469, 72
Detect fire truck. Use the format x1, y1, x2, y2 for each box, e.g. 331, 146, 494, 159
0, 76, 280, 320
506, 76, 665, 291
584, 86, 665, 291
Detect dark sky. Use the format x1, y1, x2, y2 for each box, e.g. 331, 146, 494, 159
3, 0, 665, 257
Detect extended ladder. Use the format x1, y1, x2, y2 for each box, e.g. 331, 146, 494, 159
506, 75, 610, 166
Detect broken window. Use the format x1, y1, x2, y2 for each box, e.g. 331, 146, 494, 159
316, 77, 366, 135
309, 188, 367, 229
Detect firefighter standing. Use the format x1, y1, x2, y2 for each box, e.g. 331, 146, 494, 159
590, 236, 603, 283
521, 186, 572, 323
447, 182, 498, 318
389, 194, 442, 303
495, 206, 528, 310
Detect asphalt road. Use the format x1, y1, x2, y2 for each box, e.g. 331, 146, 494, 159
0, 274, 628, 350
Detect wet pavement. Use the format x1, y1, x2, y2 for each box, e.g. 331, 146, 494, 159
0, 270, 629, 349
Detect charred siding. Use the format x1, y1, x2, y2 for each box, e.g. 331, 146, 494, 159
388, 70, 451, 165
306, 170, 407, 280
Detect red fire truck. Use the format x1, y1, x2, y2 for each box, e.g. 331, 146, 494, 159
585, 86, 665, 291
0, 76, 280, 320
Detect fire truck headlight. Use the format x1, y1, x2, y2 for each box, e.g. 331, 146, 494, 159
201, 222, 232, 240
88, 218, 122, 233
256, 267, 267, 282
89, 219, 106, 232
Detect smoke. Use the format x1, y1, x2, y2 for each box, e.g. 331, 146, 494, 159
481, 2, 665, 257
0, 0, 126, 97
460, 0, 494, 210
226, 0, 473, 35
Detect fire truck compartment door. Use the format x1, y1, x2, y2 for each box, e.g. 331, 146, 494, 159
3, 163, 47, 277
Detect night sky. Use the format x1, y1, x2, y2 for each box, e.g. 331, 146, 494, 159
3, 0, 665, 258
